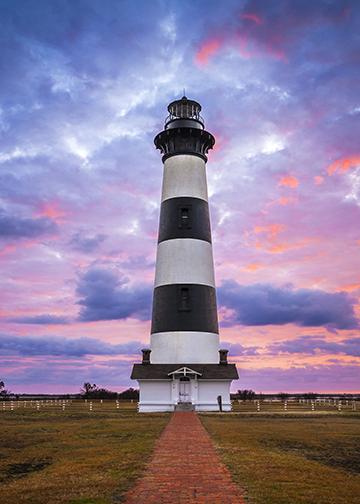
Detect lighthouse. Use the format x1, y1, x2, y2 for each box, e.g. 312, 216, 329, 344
131, 96, 238, 412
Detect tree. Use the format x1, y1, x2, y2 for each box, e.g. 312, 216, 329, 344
277, 392, 289, 402
118, 388, 139, 400
80, 382, 118, 399
0, 380, 10, 399
236, 389, 256, 401
302, 392, 317, 400
80, 382, 97, 398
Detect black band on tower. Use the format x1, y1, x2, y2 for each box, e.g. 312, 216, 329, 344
154, 127, 215, 162
151, 284, 219, 334
158, 197, 211, 244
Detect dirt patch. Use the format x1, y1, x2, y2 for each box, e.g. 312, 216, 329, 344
0, 458, 52, 482
262, 438, 360, 474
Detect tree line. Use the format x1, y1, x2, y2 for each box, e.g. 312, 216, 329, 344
231, 390, 321, 401
0, 379, 139, 400
80, 382, 139, 400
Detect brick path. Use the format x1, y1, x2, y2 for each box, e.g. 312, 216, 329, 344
124, 412, 245, 503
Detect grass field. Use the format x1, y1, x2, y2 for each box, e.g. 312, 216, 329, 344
201, 412, 360, 504
1, 399, 360, 503
0, 400, 167, 504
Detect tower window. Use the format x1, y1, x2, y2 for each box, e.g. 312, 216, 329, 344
178, 206, 192, 229
178, 287, 191, 311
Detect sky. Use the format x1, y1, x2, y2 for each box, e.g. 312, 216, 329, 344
0, 0, 359, 394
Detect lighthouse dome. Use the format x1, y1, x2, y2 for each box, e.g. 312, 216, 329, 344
165, 96, 204, 129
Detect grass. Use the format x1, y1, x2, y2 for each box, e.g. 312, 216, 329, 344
201, 412, 360, 504
0, 400, 168, 504
2, 399, 360, 503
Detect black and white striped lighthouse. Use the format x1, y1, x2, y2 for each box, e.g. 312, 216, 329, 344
131, 96, 238, 412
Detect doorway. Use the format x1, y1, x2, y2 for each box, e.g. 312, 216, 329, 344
178, 379, 191, 403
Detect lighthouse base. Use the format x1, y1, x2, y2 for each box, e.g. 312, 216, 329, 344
137, 380, 233, 413
131, 363, 238, 413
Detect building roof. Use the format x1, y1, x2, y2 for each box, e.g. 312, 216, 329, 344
131, 363, 238, 380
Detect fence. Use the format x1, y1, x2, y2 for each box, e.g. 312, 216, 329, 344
0, 399, 138, 414
231, 398, 359, 413
1, 398, 359, 414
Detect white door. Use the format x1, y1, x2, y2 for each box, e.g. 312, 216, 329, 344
178, 381, 191, 402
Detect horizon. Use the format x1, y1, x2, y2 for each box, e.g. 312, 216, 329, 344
1, 0, 360, 394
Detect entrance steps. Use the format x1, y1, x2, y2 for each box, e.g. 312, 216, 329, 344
175, 402, 194, 411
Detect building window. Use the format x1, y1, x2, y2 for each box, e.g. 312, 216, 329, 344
178, 286, 191, 311
178, 206, 191, 229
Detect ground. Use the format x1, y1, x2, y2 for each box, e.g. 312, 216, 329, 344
0, 401, 167, 504
201, 412, 360, 504
1, 400, 360, 503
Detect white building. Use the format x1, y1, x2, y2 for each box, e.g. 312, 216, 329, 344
131, 97, 238, 412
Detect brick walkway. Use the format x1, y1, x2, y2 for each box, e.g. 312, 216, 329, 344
124, 412, 245, 504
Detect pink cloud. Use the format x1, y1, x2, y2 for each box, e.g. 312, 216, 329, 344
254, 223, 286, 239
35, 201, 67, 222
0, 244, 17, 257
195, 38, 222, 66
327, 155, 360, 175
314, 175, 325, 185
278, 175, 299, 188
243, 262, 263, 272
241, 12, 263, 25
277, 196, 297, 206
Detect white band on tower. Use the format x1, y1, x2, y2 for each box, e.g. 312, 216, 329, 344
162, 155, 208, 202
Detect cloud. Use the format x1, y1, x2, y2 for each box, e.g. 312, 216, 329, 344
234, 364, 360, 393
195, 38, 222, 66
0, 333, 143, 357
314, 175, 324, 185
8, 314, 70, 325
278, 175, 299, 188
327, 155, 360, 175
4, 357, 134, 391
120, 255, 155, 270
0, 209, 57, 239
76, 267, 152, 322
36, 201, 67, 221
222, 341, 259, 356
241, 12, 263, 25
269, 335, 360, 357
69, 231, 107, 253
218, 281, 358, 329
254, 223, 286, 239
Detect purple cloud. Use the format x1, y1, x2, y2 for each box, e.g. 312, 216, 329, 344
8, 314, 70, 325
234, 364, 360, 393
5, 358, 134, 391
218, 281, 358, 329
68, 231, 107, 253
222, 341, 259, 356
0, 333, 143, 357
269, 335, 360, 357
0, 209, 57, 239
76, 268, 152, 322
